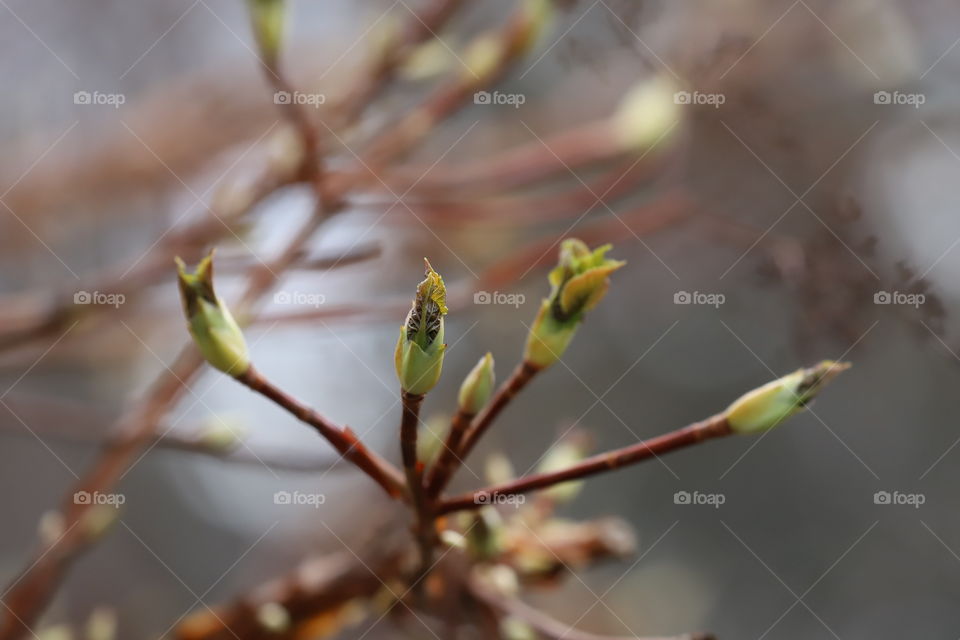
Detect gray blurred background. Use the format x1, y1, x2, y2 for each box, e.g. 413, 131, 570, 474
1, 0, 959, 638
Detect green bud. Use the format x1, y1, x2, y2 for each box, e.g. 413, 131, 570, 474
247, 0, 286, 64
464, 507, 504, 561
197, 417, 247, 453
501, 617, 537, 640
395, 259, 448, 395
611, 75, 680, 151
485, 452, 515, 485
518, 0, 554, 54
524, 239, 625, 368
536, 431, 591, 503
86, 608, 118, 640
439, 529, 467, 550
36, 625, 71, 640
176, 251, 250, 377
458, 352, 495, 414
256, 603, 290, 634
725, 361, 851, 434
418, 413, 449, 466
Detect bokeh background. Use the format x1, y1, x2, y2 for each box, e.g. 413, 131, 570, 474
1, 0, 960, 638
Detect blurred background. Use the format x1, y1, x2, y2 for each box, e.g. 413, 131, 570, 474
1, 0, 959, 638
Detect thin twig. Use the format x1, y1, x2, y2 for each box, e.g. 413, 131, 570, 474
236, 366, 405, 498
438, 415, 732, 515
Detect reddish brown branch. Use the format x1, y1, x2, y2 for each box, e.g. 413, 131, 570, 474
438, 415, 732, 515
399, 391, 434, 586
236, 367, 405, 499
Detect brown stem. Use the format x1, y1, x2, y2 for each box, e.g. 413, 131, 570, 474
236, 367, 405, 499
424, 408, 474, 498
438, 415, 733, 515
399, 391, 433, 584
445, 361, 541, 485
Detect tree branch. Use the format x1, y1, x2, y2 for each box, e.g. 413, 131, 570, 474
236, 367, 405, 499
438, 415, 732, 515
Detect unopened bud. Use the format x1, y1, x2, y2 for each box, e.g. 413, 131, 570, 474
247, 0, 286, 65
256, 603, 290, 633
611, 75, 680, 151
458, 352, 495, 414
197, 418, 247, 453
537, 431, 591, 503
725, 361, 851, 434
418, 413, 449, 466
524, 239, 625, 368
501, 617, 537, 640
86, 608, 118, 640
395, 259, 448, 395
176, 251, 250, 377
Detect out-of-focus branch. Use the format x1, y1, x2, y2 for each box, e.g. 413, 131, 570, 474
470, 578, 715, 640
176, 549, 406, 640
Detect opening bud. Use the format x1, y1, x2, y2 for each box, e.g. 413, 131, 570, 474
524, 239, 625, 368
176, 251, 250, 377
458, 352, 495, 414
395, 259, 448, 395
725, 360, 851, 434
